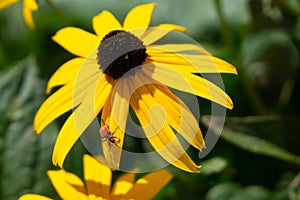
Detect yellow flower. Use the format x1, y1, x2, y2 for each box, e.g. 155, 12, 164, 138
34, 3, 237, 172
19, 154, 173, 200
0, 0, 38, 29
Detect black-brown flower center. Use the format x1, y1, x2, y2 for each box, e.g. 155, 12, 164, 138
97, 30, 147, 79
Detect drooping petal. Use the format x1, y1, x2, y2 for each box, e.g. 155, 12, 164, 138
93, 10, 122, 40
130, 73, 200, 172
22, 0, 38, 29
52, 75, 113, 167
141, 24, 186, 46
132, 101, 199, 172
100, 92, 116, 169
47, 170, 88, 200
123, 3, 156, 38
18, 194, 53, 200
156, 86, 205, 150
138, 74, 204, 151
83, 154, 111, 200
46, 58, 85, 94
143, 63, 234, 109
110, 76, 130, 138
124, 169, 173, 200
100, 76, 129, 170
111, 173, 135, 200
149, 53, 238, 74
0, 0, 18, 9
52, 27, 100, 58
148, 44, 211, 55
34, 66, 101, 134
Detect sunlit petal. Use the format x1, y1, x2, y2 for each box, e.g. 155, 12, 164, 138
46, 58, 85, 94
35, 83, 76, 134
47, 170, 88, 200
142, 24, 186, 45
139, 74, 205, 150
101, 76, 129, 170
130, 73, 200, 172
124, 169, 173, 199
111, 76, 130, 139
111, 173, 134, 200
144, 63, 234, 109
52, 75, 112, 167
84, 154, 111, 200
148, 44, 211, 55
18, 194, 53, 200
52, 27, 99, 58
34, 69, 101, 134
93, 10, 122, 40
157, 86, 205, 150
149, 53, 237, 74
123, 3, 156, 38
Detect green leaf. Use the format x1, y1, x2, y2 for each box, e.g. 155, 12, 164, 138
220, 128, 300, 165
201, 157, 228, 175
201, 116, 300, 165
230, 185, 272, 200
0, 57, 58, 200
206, 183, 240, 200
206, 183, 272, 200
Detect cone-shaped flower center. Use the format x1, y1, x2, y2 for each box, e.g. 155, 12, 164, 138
97, 30, 147, 79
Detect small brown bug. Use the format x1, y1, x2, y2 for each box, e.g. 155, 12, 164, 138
99, 119, 120, 144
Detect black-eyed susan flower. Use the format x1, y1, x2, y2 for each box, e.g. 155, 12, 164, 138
19, 154, 173, 200
0, 0, 38, 29
34, 3, 237, 172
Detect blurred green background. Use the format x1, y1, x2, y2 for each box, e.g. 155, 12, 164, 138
1, 0, 300, 199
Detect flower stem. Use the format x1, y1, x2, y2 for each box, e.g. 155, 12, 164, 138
214, 0, 234, 49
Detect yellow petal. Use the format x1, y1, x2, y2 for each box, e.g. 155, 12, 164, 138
142, 24, 186, 46
100, 76, 129, 170
52, 27, 100, 58
0, 0, 18, 9
130, 73, 200, 172
143, 63, 234, 109
149, 53, 238, 74
35, 83, 76, 134
83, 154, 111, 200
124, 169, 173, 199
18, 194, 53, 200
22, 0, 38, 29
110, 76, 130, 139
123, 3, 156, 38
46, 58, 85, 94
93, 10, 122, 40
148, 44, 211, 55
47, 170, 88, 200
34, 68, 100, 134
52, 75, 112, 167
145, 81, 205, 150
111, 173, 135, 200
24, 0, 38, 10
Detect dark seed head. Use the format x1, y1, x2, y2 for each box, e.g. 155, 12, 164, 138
97, 30, 147, 80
